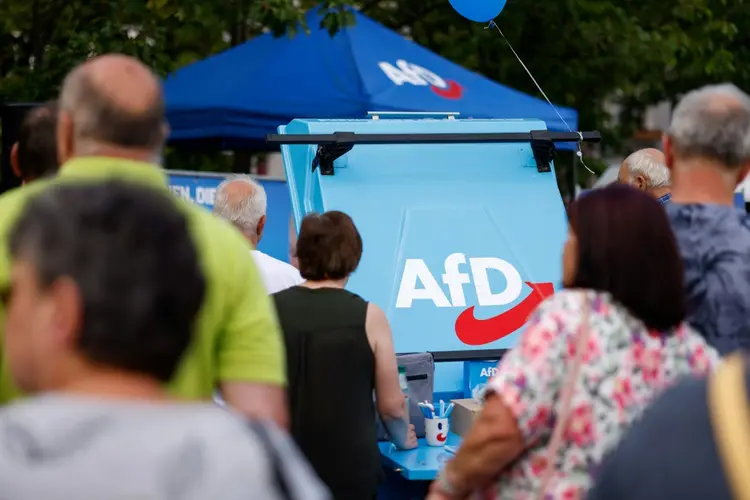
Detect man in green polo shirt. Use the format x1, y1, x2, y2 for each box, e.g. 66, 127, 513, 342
0, 54, 288, 428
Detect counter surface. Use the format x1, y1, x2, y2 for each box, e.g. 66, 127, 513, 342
379, 433, 462, 481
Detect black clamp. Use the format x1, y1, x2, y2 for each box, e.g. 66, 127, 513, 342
311, 132, 355, 175
530, 130, 555, 173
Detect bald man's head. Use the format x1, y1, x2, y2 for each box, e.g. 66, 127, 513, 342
618, 148, 669, 192
213, 176, 268, 245
57, 54, 166, 163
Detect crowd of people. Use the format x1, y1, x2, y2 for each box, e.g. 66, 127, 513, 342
0, 51, 749, 500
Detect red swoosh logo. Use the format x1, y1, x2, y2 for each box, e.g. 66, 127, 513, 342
455, 282, 555, 346
432, 80, 463, 99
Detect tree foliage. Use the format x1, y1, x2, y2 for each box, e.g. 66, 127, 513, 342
0, 0, 354, 102
364, 0, 749, 149
1, 0, 748, 161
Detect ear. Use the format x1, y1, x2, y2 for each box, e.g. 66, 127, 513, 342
634, 175, 648, 190
48, 277, 83, 348
663, 135, 675, 171
57, 111, 74, 165
10, 143, 21, 180
257, 215, 266, 240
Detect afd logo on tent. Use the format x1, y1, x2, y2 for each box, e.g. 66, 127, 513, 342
378, 59, 463, 100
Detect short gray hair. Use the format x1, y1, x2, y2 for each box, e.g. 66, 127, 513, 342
59, 65, 164, 151
668, 83, 750, 169
623, 150, 670, 188
213, 176, 267, 236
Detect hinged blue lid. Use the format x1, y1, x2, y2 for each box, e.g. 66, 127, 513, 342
278, 117, 568, 357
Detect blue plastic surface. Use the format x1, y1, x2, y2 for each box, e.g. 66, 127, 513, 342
280, 117, 567, 361
379, 433, 462, 480
167, 172, 293, 263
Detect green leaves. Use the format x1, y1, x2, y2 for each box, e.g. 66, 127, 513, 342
1, 0, 748, 156
364, 0, 749, 152
0, 0, 347, 102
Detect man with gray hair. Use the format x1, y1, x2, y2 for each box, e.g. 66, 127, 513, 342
587, 87, 750, 500
213, 176, 302, 294
617, 148, 672, 203
662, 83, 750, 355
0, 54, 289, 429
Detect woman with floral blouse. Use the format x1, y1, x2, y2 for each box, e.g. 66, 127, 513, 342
428, 185, 719, 500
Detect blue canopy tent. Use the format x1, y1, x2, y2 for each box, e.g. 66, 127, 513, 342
164, 10, 578, 147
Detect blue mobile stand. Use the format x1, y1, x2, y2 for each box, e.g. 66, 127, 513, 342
269, 114, 601, 499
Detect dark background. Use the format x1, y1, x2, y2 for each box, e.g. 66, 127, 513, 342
0, 103, 33, 194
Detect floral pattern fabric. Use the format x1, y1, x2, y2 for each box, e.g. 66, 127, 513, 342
487, 289, 719, 500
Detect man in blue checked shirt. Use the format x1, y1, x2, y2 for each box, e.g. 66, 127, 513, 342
663, 83, 750, 356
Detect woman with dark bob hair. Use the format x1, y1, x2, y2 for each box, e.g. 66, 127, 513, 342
273, 210, 416, 500
428, 185, 719, 500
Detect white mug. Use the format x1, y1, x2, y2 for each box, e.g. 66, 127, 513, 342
425, 417, 450, 447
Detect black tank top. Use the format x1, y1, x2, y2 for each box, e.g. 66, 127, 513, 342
273, 286, 381, 500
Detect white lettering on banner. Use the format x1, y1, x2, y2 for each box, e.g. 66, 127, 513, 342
480, 367, 498, 378
395, 253, 524, 308
196, 187, 216, 205
470, 257, 523, 306
378, 59, 449, 89
396, 259, 452, 308
170, 185, 192, 201
442, 253, 470, 307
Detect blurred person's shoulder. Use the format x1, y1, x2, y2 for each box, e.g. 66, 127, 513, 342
0, 396, 330, 500
0, 179, 56, 238
589, 373, 731, 500
532, 289, 614, 320
170, 197, 259, 294
175, 197, 254, 260
165, 198, 286, 391
667, 202, 750, 247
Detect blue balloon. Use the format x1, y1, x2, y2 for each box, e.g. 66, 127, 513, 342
448, 0, 507, 23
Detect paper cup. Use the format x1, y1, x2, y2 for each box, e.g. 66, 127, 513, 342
425, 417, 449, 447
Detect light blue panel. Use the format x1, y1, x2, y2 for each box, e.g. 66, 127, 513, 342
435, 363, 463, 393
278, 117, 568, 392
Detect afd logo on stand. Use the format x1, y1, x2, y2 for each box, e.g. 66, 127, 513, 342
395, 253, 554, 346
378, 59, 463, 100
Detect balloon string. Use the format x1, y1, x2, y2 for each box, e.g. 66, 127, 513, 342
486, 20, 595, 176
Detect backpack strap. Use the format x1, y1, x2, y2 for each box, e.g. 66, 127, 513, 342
247, 421, 293, 500
709, 353, 750, 500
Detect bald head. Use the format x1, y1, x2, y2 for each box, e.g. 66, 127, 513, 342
666, 83, 750, 171
627, 148, 665, 165
213, 176, 268, 244
58, 54, 166, 162
78, 55, 161, 117
618, 148, 669, 191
